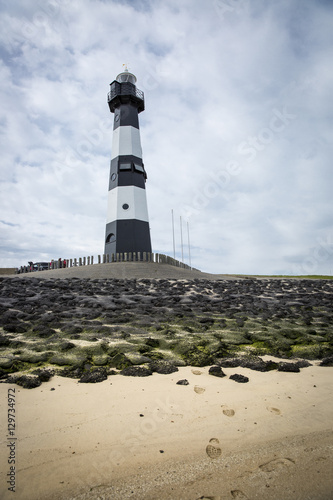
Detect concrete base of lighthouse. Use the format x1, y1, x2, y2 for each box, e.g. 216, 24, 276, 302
105, 219, 152, 257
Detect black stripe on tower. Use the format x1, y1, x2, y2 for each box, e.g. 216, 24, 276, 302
113, 103, 139, 130
108, 156, 146, 190
105, 220, 152, 256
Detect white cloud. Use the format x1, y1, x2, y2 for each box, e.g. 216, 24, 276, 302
0, 0, 332, 275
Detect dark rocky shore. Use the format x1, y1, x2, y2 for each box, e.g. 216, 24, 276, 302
0, 276, 332, 387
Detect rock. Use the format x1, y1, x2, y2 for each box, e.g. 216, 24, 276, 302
0, 357, 14, 369
49, 354, 82, 366
39, 312, 60, 325
109, 353, 132, 370
277, 362, 300, 373
32, 325, 56, 338
79, 367, 108, 383
156, 364, 179, 375
218, 357, 242, 368
120, 332, 131, 339
295, 360, 312, 368
17, 351, 50, 363
58, 367, 84, 379
182, 348, 215, 367
0, 369, 9, 380
1, 276, 332, 382
138, 344, 152, 354
92, 354, 111, 366
107, 369, 117, 376
149, 361, 179, 374
176, 379, 189, 385
208, 365, 226, 377
219, 356, 278, 372
0, 310, 20, 324
199, 317, 215, 325
6, 375, 41, 389
0, 335, 11, 347
263, 360, 279, 371
319, 355, 333, 366
3, 322, 29, 334
242, 357, 275, 372
235, 318, 245, 327
229, 374, 249, 383
31, 369, 55, 382
120, 366, 153, 377
145, 338, 160, 348
61, 324, 83, 335
59, 342, 76, 351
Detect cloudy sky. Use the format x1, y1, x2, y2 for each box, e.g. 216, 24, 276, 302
0, 0, 332, 275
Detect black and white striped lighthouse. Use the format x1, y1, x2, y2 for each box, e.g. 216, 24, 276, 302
104, 68, 152, 257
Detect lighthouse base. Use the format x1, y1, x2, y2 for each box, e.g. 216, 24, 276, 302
105, 219, 152, 257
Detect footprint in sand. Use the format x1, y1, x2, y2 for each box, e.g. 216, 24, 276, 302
231, 491, 248, 499
259, 457, 295, 472
196, 496, 220, 500
206, 438, 222, 459
194, 386, 205, 394
222, 406, 235, 417
192, 369, 203, 375
267, 406, 281, 415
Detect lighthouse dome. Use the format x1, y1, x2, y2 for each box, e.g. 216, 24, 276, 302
116, 69, 137, 85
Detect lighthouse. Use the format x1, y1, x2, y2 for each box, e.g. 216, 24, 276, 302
104, 68, 152, 257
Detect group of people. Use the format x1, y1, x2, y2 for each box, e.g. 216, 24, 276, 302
17, 259, 67, 273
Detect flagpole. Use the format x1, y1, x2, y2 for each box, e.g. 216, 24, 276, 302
180, 216, 184, 263
171, 209, 175, 259
187, 221, 192, 269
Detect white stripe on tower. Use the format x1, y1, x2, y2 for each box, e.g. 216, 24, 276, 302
107, 186, 149, 222
111, 126, 142, 159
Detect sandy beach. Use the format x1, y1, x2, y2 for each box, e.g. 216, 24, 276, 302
1, 359, 333, 500
1, 272, 332, 498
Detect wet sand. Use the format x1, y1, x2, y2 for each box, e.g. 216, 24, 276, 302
1, 361, 332, 500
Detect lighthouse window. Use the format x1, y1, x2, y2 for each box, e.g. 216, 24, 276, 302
122, 203, 129, 210
119, 162, 131, 171
134, 163, 144, 173
106, 233, 116, 243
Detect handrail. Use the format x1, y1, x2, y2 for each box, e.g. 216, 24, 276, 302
107, 81, 144, 103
